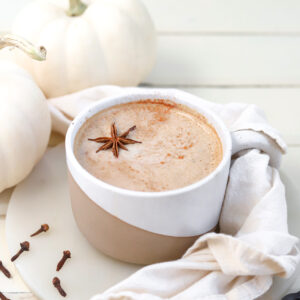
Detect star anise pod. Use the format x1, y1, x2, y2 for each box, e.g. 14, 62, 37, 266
88, 123, 141, 158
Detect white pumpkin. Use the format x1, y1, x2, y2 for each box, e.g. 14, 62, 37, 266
11, 0, 156, 98
0, 34, 51, 193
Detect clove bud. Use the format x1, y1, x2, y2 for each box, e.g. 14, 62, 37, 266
30, 224, 49, 237
56, 250, 71, 271
0, 261, 11, 278
11, 241, 30, 262
53, 277, 67, 297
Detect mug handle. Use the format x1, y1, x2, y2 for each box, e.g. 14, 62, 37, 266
231, 130, 282, 168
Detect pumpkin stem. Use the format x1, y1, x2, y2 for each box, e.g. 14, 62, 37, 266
67, 0, 87, 17
0, 33, 46, 61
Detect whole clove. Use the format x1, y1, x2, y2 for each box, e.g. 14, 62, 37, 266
0, 261, 11, 278
30, 224, 49, 237
11, 241, 30, 262
56, 250, 71, 271
53, 277, 67, 297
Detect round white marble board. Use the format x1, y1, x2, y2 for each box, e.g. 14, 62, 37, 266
5, 144, 300, 300
5, 144, 140, 300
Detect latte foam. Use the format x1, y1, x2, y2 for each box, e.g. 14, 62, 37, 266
74, 100, 223, 192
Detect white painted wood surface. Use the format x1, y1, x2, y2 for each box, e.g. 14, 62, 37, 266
2, 0, 300, 34
141, 0, 300, 33
1, 0, 300, 299
145, 36, 300, 86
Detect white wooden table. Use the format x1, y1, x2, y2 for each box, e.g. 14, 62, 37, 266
1, 0, 300, 299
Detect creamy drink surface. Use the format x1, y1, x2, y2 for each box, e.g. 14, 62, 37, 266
74, 100, 223, 192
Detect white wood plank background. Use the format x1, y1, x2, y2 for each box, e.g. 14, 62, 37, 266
1, 0, 300, 299
2, 0, 300, 34
141, 0, 300, 33
144, 36, 300, 86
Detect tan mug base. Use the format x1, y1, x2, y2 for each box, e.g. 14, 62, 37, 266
69, 173, 216, 265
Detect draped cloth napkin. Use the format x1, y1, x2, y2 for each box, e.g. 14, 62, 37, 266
49, 87, 300, 300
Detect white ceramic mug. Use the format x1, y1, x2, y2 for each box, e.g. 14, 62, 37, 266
66, 90, 237, 264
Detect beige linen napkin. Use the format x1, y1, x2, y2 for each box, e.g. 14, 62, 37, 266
49, 87, 300, 300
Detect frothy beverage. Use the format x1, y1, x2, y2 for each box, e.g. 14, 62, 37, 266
74, 100, 223, 192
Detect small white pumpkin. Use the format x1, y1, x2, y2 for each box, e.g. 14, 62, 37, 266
0, 34, 51, 193
11, 0, 156, 98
